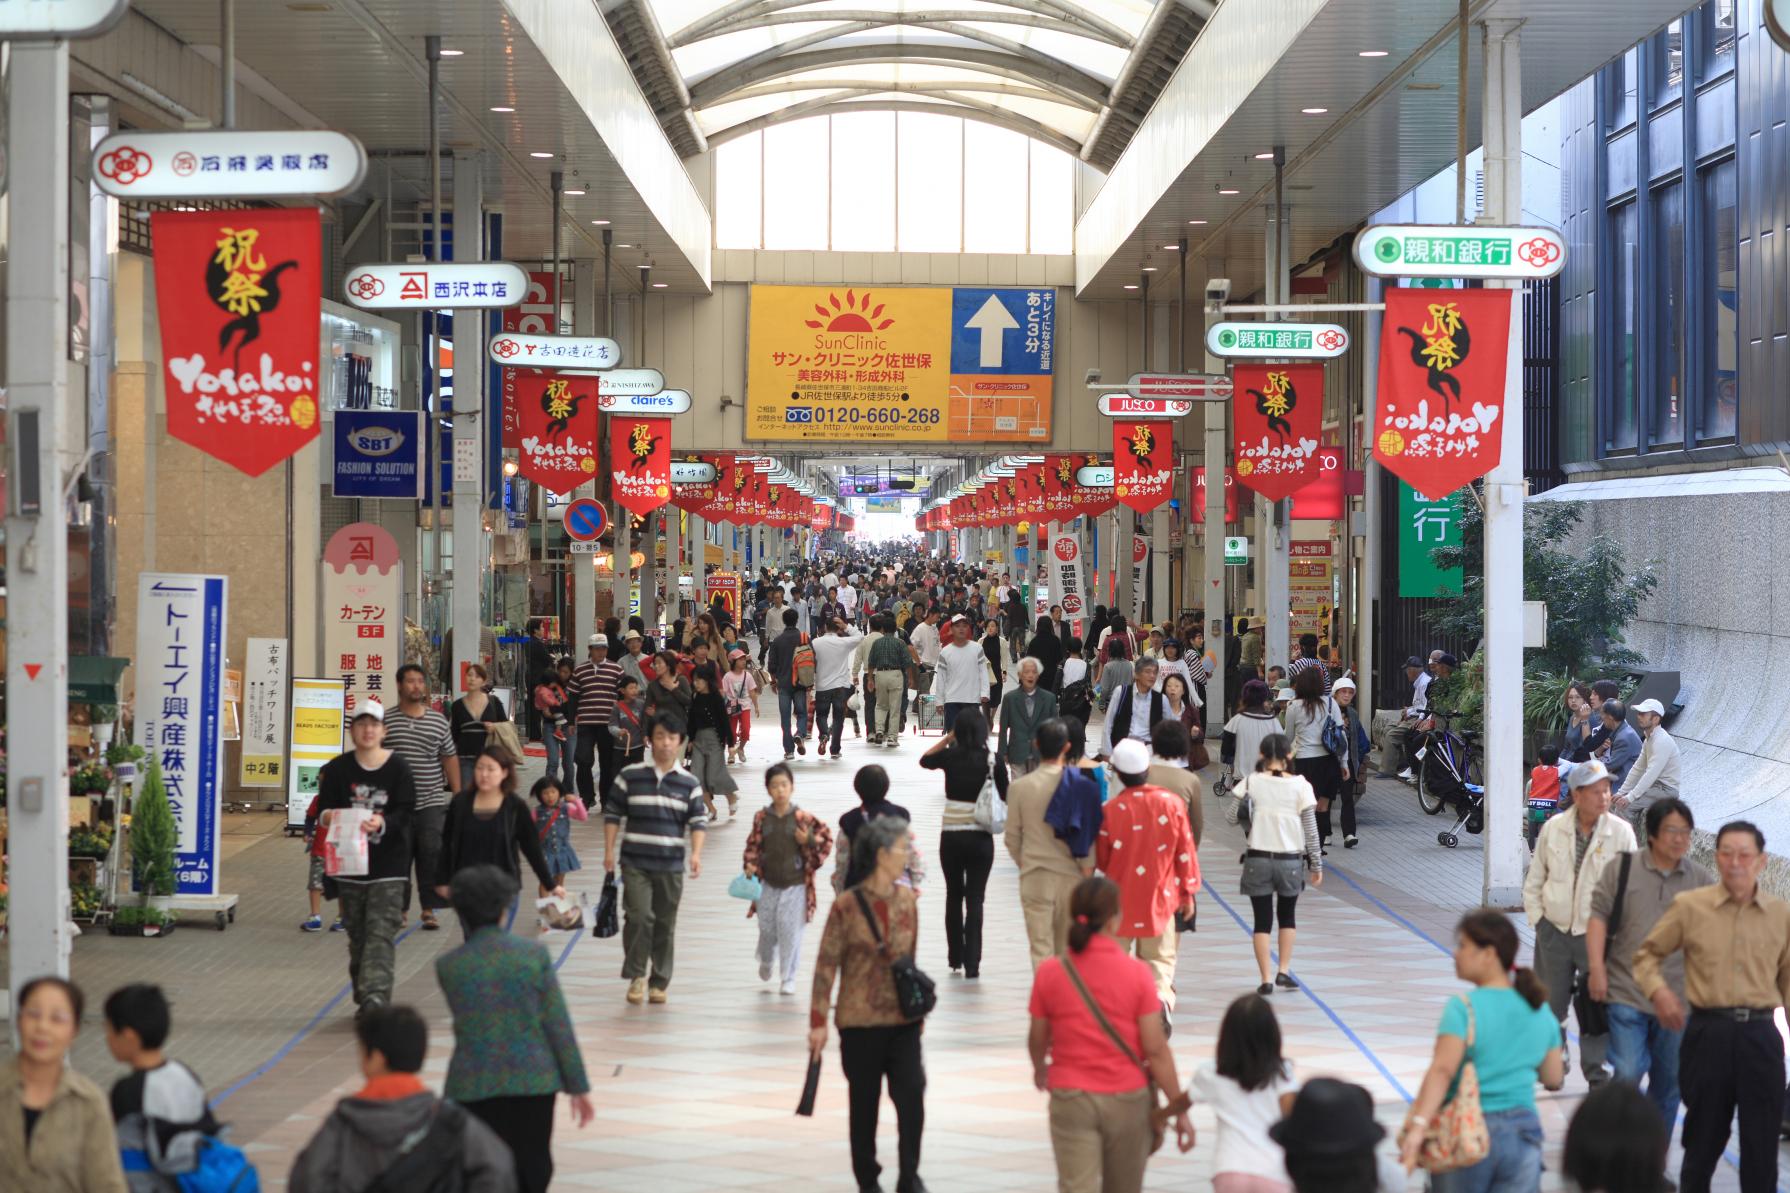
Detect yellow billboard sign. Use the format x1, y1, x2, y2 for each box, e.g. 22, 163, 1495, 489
747, 284, 1054, 443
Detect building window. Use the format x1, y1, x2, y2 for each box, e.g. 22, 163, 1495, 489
1605, 48, 1638, 131
1696, 0, 1736, 84
1653, 179, 1684, 446
1698, 157, 1738, 441
1652, 20, 1684, 108
1606, 200, 1639, 453
896, 112, 962, 252
830, 111, 895, 252
713, 135, 761, 251
762, 120, 829, 250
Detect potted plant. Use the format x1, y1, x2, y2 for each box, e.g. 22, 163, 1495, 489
130, 761, 178, 902
104, 741, 146, 785
70, 881, 103, 923
70, 762, 113, 797
67, 824, 112, 887
109, 904, 176, 937
90, 704, 119, 753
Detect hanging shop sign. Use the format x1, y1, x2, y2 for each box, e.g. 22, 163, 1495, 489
513, 371, 600, 494
285, 678, 347, 829
610, 416, 672, 516
0, 0, 127, 37
570, 367, 664, 395
135, 573, 227, 896
1206, 322, 1350, 359
487, 331, 621, 370
670, 456, 720, 514
1232, 363, 1324, 503
1398, 483, 1466, 598
1372, 287, 1516, 496
1049, 533, 1089, 625
599, 388, 690, 416
745, 284, 1055, 444
342, 261, 528, 310
152, 207, 322, 477
1127, 372, 1232, 399
500, 269, 560, 446
94, 129, 366, 199
321, 523, 403, 722
239, 637, 289, 788
332, 410, 422, 500
1354, 223, 1566, 281
1076, 465, 1113, 487
1224, 536, 1249, 566
1098, 394, 1194, 419
561, 497, 608, 543
1289, 541, 1334, 639
1191, 466, 1239, 523
706, 571, 743, 622
670, 460, 717, 483
1111, 421, 1174, 513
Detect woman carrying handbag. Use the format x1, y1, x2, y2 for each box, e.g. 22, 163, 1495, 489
1398, 910, 1564, 1192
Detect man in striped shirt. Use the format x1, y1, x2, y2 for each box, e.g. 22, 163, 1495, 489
569, 633, 624, 809
388, 664, 460, 930
603, 712, 707, 1005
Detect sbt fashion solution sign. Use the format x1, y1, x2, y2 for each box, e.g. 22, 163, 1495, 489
333, 411, 422, 499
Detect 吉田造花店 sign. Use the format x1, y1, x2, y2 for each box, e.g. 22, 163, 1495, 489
135, 574, 228, 895
1224, 537, 1249, 566
746, 285, 1055, 443
1354, 224, 1566, 281
488, 332, 621, 370
1207, 322, 1350, 359
240, 638, 289, 789
92, 129, 367, 199
333, 411, 422, 500
286, 677, 347, 828
343, 262, 529, 309
1398, 483, 1465, 598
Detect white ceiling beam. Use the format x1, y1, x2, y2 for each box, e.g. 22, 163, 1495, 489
679, 7, 1130, 50
690, 44, 1111, 110
704, 93, 1083, 155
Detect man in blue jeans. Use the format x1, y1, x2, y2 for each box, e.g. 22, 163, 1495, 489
765, 607, 812, 760
1585, 797, 1711, 1131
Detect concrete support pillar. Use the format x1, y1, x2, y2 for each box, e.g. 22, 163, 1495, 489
1260, 197, 1292, 670
572, 258, 597, 648
1203, 256, 1228, 723
664, 511, 683, 624
1481, 18, 1528, 906
451, 153, 485, 690
639, 515, 659, 629
611, 517, 631, 626
7, 40, 74, 1002
1358, 277, 1384, 718
1113, 508, 1133, 620
1151, 506, 1170, 627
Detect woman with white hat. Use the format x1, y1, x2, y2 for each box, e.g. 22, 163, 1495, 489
1331, 677, 1370, 850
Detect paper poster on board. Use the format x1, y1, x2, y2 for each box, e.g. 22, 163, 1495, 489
286, 677, 347, 828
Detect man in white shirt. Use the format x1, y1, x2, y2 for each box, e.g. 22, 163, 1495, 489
1613, 698, 1682, 836
909, 608, 943, 695
810, 617, 866, 759
934, 615, 987, 733
839, 580, 859, 626
1102, 656, 1164, 759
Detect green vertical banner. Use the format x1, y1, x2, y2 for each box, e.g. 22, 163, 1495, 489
1398, 483, 1465, 597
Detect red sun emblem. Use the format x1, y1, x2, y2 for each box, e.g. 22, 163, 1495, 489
98, 146, 152, 185
491, 337, 521, 359
1315, 328, 1346, 351
1517, 237, 1561, 268
346, 274, 385, 300
804, 288, 894, 332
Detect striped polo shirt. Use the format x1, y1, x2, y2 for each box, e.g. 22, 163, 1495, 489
570, 658, 624, 725
604, 760, 708, 872
381, 706, 456, 810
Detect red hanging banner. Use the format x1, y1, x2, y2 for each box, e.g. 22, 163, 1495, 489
705, 453, 744, 520
152, 207, 323, 477
1232, 363, 1325, 502
512, 371, 600, 494
1373, 287, 1516, 496
1040, 454, 1079, 522
609, 416, 671, 515
500, 269, 558, 447
1112, 421, 1174, 513
1073, 453, 1114, 519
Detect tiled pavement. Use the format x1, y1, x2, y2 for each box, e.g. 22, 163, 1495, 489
9, 710, 1776, 1190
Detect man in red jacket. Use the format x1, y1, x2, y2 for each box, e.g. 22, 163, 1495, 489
1095, 738, 1200, 1012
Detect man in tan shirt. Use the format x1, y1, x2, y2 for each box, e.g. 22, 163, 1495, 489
1003, 718, 1088, 969
1147, 719, 1205, 846
1633, 820, 1790, 1193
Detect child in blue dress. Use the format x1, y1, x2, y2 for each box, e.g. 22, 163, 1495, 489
531, 775, 583, 894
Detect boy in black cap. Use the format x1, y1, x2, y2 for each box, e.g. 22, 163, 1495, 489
1269, 1077, 1391, 1193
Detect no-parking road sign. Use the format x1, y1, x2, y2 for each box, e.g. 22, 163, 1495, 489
562, 498, 608, 543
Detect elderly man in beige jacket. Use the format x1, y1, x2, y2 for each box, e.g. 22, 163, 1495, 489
1003, 717, 1089, 968
1522, 757, 1636, 1085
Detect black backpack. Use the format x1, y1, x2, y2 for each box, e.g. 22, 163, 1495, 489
1058, 678, 1092, 723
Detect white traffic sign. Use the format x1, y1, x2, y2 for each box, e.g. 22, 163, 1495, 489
670, 460, 716, 483
1207, 322, 1350, 359
600, 388, 688, 415
487, 332, 621, 370
963, 294, 1020, 368
570, 368, 665, 396
91, 129, 367, 200
1097, 395, 1194, 419
0, 0, 127, 37
1128, 373, 1233, 399
1076, 465, 1113, 487
566, 540, 604, 555
1224, 536, 1249, 566
343, 262, 528, 310
1355, 223, 1566, 280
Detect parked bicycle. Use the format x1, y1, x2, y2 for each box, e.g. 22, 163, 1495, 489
1413, 710, 1485, 849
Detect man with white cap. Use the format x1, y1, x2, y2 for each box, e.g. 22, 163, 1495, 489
569, 633, 624, 809
933, 613, 987, 734
1522, 757, 1636, 1085
1094, 738, 1200, 1011
314, 700, 418, 1017
1613, 698, 1681, 836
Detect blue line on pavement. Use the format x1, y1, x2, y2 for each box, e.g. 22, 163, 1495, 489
1324, 862, 1454, 958
1201, 884, 1413, 1103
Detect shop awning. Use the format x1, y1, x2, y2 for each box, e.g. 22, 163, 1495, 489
69, 656, 130, 705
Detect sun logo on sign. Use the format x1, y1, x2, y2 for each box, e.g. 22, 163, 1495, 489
804, 289, 894, 331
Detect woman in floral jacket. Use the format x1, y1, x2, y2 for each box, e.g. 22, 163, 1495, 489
741, 762, 834, 994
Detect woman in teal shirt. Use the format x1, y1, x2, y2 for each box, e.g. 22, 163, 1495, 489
1398, 909, 1565, 1192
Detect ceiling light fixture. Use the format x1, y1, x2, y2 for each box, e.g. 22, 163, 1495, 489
1140, 265, 1157, 272
1187, 219, 1208, 225
490, 105, 515, 113
1163, 243, 1180, 250
438, 48, 465, 57
1218, 187, 1240, 195
591, 219, 610, 225
529, 151, 554, 158
1302, 106, 1329, 114
617, 243, 633, 249
652, 282, 668, 288
1122, 284, 1139, 290
1253, 151, 1275, 160
1358, 49, 1389, 57
563, 188, 586, 195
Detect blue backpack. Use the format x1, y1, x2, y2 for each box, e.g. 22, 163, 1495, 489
176, 1136, 260, 1193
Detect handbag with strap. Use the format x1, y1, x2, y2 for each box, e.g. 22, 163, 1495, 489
852, 888, 936, 1021
1418, 995, 1492, 1172
1059, 955, 1169, 1154
1574, 851, 1633, 1037
972, 750, 1006, 832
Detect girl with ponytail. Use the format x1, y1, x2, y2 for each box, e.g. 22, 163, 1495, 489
1397, 909, 1565, 1189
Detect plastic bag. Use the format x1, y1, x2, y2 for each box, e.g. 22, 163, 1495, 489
728, 872, 764, 901
536, 895, 584, 932
324, 809, 371, 877
592, 873, 620, 938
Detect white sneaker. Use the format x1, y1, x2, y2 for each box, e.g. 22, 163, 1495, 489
780, 979, 797, 995
759, 960, 772, 982
1398, 768, 1415, 781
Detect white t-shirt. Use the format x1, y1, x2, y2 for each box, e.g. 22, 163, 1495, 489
1060, 657, 1089, 687
935, 640, 987, 705
1189, 1063, 1296, 1181
1237, 770, 1316, 854
839, 585, 859, 615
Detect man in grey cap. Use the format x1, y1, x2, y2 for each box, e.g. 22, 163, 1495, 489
1614, 698, 1681, 836
1378, 655, 1431, 781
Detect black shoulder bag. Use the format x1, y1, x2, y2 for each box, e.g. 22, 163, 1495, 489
852, 888, 936, 1021
358, 1099, 469, 1193
1573, 851, 1632, 1037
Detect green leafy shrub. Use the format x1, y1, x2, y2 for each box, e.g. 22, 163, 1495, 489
131, 762, 178, 898
68, 826, 112, 859
113, 904, 174, 928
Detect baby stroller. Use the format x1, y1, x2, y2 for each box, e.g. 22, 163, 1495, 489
1414, 711, 1485, 849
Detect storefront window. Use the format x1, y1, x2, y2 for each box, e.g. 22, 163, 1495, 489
1653, 180, 1684, 447
1698, 158, 1738, 441
1606, 201, 1639, 453
1652, 20, 1684, 108
1697, 0, 1736, 84
1606, 48, 1637, 131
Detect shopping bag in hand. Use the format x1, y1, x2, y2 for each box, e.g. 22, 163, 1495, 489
324, 809, 372, 877
592, 872, 620, 938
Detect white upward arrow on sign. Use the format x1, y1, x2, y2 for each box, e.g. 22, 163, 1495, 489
964, 294, 1019, 368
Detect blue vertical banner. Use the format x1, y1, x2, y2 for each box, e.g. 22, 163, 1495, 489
134, 573, 228, 896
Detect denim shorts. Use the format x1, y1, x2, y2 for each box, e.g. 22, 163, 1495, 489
1426, 1105, 1543, 1193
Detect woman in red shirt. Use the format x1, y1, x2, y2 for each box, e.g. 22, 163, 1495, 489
1028, 877, 1194, 1193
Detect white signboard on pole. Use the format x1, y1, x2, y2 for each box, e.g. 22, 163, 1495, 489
487, 331, 621, 370
576, 368, 666, 395
135, 573, 228, 896
1050, 534, 1089, 630
0, 0, 128, 38
598, 388, 690, 415
91, 129, 368, 199
321, 523, 404, 721
1097, 394, 1195, 419
1354, 223, 1567, 280
239, 638, 288, 788
1206, 322, 1351, 359
343, 262, 529, 310
1127, 373, 1233, 399
286, 678, 348, 829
